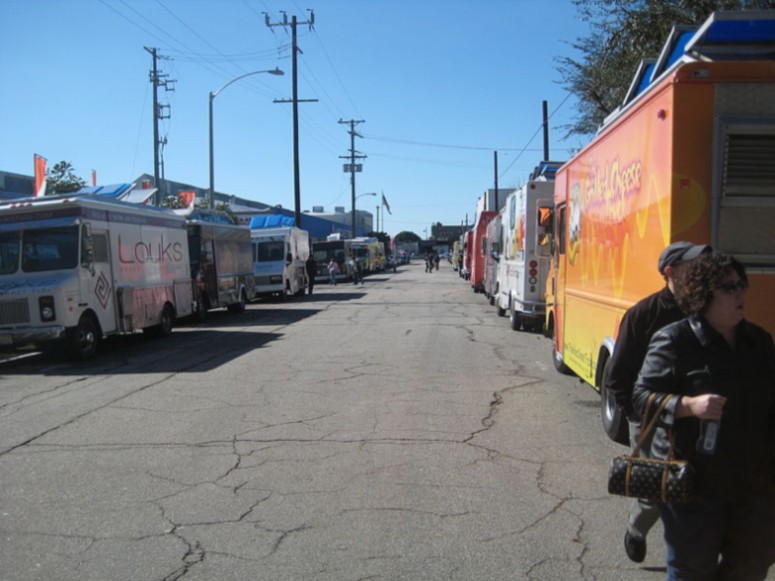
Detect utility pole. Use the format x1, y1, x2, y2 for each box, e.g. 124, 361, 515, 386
339, 119, 366, 236
542, 100, 550, 161
493, 150, 499, 211
265, 11, 317, 228
144, 47, 175, 206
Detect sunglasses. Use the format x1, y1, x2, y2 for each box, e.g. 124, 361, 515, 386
718, 279, 748, 295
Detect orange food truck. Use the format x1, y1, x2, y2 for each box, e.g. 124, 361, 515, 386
545, 11, 775, 443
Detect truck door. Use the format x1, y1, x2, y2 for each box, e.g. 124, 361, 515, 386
81, 230, 118, 334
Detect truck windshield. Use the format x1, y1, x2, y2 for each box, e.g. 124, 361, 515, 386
21, 226, 79, 272
256, 241, 285, 262
0, 232, 20, 275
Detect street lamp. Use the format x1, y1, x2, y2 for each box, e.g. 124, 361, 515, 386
209, 67, 284, 209
353, 192, 376, 237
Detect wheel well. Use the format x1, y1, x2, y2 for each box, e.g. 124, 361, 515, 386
595, 346, 611, 390
81, 310, 103, 338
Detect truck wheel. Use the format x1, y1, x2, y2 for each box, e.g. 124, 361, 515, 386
600, 357, 629, 445
552, 345, 574, 376
543, 319, 553, 339
227, 290, 246, 313
509, 305, 520, 329
193, 295, 208, 322
144, 305, 174, 338
67, 315, 99, 360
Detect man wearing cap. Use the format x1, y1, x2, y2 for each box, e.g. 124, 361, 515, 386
605, 241, 712, 563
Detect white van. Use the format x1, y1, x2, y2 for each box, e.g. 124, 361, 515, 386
251, 226, 310, 298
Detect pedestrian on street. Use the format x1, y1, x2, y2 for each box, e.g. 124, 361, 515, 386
305, 255, 316, 295
327, 258, 339, 286
605, 241, 711, 563
426, 252, 435, 273
633, 252, 775, 580
350, 257, 364, 284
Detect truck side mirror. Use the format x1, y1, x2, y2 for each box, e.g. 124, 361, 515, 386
286, 252, 293, 265
81, 222, 95, 275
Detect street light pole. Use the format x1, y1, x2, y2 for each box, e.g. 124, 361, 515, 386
208, 67, 284, 209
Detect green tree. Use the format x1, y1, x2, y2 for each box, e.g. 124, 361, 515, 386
558, 0, 775, 136
46, 161, 87, 195
394, 231, 421, 243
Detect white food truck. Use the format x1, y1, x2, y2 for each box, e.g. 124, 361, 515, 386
250, 226, 311, 298
493, 161, 560, 331
0, 195, 194, 359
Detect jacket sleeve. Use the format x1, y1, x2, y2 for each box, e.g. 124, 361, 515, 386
605, 309, 647, 418
763, 331, 775, 464
632, 328, 680, 428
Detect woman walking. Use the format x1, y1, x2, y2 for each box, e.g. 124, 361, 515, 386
633, 253, 775, 580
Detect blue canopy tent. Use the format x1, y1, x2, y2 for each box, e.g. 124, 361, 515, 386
249, 212, 354, 239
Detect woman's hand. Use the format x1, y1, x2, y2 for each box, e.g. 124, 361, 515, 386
676, 394, 727, 420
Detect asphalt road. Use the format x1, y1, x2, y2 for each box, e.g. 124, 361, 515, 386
0, 261, 681, 580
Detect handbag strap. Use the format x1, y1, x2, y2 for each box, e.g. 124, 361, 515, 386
631, 393, 673, 458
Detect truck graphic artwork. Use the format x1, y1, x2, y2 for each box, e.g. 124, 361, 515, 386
546, 10, 775, 446
117, 234, 185, 264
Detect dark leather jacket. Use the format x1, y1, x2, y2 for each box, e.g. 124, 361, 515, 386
633, 317, 775, 500
606, 286, 683, 419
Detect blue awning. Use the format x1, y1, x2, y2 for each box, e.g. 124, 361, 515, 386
249, 213, 355, 239
623, 58, 657, 105
75, 183, 134, 198
686, 10, 775, 60
650, 25, 698, 83
249, 214, 296, 229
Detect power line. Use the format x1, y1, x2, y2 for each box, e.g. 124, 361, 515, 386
499, 92, 575, 179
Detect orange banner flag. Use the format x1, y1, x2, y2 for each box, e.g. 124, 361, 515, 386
33, 154, 47, 197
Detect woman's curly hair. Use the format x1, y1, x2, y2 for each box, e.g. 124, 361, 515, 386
675, 253, 747, 317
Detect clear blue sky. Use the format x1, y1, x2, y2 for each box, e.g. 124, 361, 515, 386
1, 0, 589, 237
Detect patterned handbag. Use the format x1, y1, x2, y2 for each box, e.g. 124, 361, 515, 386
607, 393, 696, 504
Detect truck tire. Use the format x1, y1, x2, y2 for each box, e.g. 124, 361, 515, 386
227, 290, 246, 313
193, 294, 209, 322
600, 357, 629, 445
552, 345, 574, 376
543, 314, 554, 339
144, 304, 174, 338
67, 315, 99, 360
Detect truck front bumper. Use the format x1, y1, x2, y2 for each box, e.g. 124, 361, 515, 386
0, 325, 66, 348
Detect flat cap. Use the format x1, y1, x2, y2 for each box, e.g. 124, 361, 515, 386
658, 242, 712, 274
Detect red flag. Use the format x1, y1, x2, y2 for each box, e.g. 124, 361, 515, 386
381, 193, 392, 215
33, 154, 47, 197
92, 170, 97, 186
